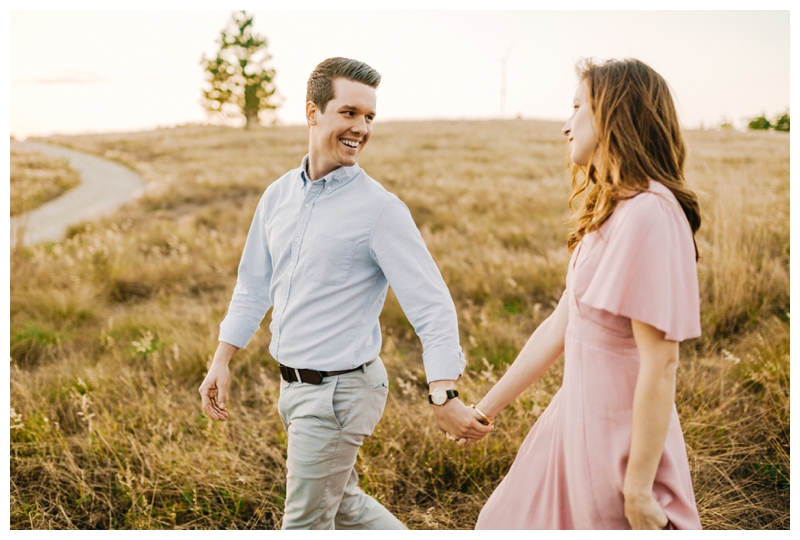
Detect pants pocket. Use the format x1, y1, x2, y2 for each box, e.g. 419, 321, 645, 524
367, 357, 389, 391
277, 378, 290, 429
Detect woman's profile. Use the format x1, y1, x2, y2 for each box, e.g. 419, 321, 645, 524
469, 58, 703, 530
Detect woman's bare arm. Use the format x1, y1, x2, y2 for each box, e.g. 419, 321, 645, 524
623, 319, 677, 529
474, 292, 569, 422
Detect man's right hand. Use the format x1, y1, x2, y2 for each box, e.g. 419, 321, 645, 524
198, 342, 238, 421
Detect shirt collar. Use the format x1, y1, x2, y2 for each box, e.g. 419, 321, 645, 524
299, 154, 361, 193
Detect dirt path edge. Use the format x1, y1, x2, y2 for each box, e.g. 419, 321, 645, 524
10, 141, 145, 247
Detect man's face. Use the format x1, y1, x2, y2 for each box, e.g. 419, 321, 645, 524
306, 78, 377, 180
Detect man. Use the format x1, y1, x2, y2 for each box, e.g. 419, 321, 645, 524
199, 57, 492, 530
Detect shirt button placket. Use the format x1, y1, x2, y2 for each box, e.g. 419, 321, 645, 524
287, 181, 322, 279
291, 187, 316, 256
275, 177, 323, 359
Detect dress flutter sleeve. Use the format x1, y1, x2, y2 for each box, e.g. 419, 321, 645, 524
579, 191, 701, 342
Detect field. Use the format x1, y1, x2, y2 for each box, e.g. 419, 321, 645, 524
10, 146, 81, 216
9, 120, 789, 529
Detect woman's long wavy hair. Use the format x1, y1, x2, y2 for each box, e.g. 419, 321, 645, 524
566, 58, 701, 258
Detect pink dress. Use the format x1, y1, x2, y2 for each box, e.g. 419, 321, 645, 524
475, 181, 702, 530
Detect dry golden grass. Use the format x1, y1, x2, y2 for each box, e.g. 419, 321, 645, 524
10, 146, 81, 215
10, 121, 789, 529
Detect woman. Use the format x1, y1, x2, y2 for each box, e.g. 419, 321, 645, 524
470, 59, 702, 529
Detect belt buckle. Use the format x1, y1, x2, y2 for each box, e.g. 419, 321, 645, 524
303, 369, 323, 385
280, 364, 324, 385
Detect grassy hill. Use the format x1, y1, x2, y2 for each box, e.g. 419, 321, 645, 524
10, 120, 789, 529
10, 145, 80, 215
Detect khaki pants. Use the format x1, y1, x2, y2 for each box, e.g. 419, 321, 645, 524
277, 358, 406, 530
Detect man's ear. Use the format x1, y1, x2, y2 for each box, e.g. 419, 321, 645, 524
306, 101, 318, 126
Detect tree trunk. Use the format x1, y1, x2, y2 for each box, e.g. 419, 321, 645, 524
243, 82, 261, 130
244, 110, 259, 129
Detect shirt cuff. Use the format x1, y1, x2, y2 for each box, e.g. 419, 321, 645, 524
219, 316, 259, 350
422, 347, 467, 383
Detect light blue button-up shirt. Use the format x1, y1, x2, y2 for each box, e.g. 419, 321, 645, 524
219, 155, 465, 383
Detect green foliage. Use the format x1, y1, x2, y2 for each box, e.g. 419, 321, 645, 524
773, 112, 790, 132
748, 115, 771, 131
11, 323, 63, 365
200, 11, 279, 129
748, 112, 789, 132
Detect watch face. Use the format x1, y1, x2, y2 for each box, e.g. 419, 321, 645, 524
431, 389, 447, 405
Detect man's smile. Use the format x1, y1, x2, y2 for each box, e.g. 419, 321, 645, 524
340, 138, 360, 149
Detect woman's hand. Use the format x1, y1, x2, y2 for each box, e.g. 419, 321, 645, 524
624, 490, 668, 530
433, 397, 494, 445
448, 405, 494, 446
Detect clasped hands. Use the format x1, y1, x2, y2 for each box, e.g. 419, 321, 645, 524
430, 398, 494, 446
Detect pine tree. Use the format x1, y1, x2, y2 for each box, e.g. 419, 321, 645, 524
201, 11, 279, 129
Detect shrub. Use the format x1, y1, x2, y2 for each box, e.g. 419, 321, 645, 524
748, 115, 771, 130
773, 112, 789, 132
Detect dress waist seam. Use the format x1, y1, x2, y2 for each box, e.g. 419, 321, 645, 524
566, 322, 639, 355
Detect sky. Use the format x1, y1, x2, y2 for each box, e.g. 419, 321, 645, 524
8, 8, 790, 139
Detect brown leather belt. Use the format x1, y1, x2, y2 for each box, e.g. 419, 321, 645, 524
279, 358, 377, 385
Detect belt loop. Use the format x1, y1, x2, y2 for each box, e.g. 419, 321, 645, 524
294, 368, 303, 383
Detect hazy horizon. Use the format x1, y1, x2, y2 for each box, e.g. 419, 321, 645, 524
10, 10, 790, 139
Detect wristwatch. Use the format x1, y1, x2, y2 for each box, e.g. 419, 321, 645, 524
428, 389, 459, 406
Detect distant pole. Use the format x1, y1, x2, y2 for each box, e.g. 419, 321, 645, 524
500, 42, 514, 118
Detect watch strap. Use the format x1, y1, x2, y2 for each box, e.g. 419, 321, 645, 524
428, 389, 459, 404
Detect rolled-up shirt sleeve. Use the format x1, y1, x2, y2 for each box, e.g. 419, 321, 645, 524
369, 198, 466, 383
219, 192, 273, 349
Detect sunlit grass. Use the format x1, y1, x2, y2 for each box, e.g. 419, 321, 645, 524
10, 121, 789, 529
10, 146, 80, 215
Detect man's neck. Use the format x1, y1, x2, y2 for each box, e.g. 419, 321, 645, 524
307, 156, 338, 182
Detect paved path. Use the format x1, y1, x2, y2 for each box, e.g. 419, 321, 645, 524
11, 141, 145, 247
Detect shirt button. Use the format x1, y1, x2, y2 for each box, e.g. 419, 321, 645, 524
295, 237, 299, 242
327, 186, 331, 191
305, 203, 310, 208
